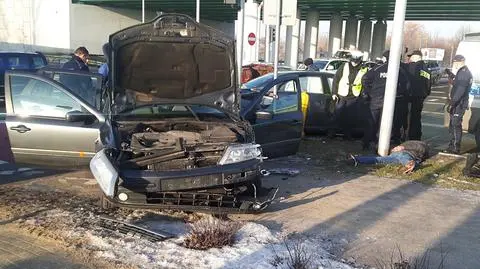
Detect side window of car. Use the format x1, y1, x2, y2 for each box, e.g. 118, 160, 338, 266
299, 76, 324, 94
10, 76, 82, 118
32, 56, 47, 69
327, 61, 340, 71
260, 79, 299, 115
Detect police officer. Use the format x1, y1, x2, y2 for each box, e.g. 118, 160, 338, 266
60, 46, 92, 100
391, 61, 411, 145
331, 51, 368, 140
405, 50, 431, 141
361, 50, 410, 150
62, 46, 90, 72
99, 43, 111, 86
444, 55, 473, 154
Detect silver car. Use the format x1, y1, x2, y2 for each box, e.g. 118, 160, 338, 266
1, 14, 277, 213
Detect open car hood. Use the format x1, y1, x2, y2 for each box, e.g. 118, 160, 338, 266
109, 13, 238, 114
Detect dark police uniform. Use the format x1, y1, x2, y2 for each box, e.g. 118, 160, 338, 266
361, 60, 409, 150
446, 64, 473, 153
62, 55, 90, 72
406, 59, 431, 140
391, 62, 411, 144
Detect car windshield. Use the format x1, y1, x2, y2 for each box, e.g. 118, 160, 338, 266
116, 104, 231, 121
241, 73, 273, 90
313, 60, 328, 70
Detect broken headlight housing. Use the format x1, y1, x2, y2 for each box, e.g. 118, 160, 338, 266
90, 149, 118, 197
218, 144, 262, 165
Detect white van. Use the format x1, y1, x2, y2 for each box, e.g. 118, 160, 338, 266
446, 33, 480, 148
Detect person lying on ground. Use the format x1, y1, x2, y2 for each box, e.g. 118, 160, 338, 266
347, 140, 430, 174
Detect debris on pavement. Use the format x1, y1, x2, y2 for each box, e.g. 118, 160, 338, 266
0, 184, 357, 269
438, 152, 467, 159
262, 168, 301, 177
98, 216, 174, 242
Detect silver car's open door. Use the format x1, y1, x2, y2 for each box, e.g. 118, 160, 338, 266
3, 70, 105, 167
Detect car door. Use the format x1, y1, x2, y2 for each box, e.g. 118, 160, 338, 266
3, 71, 105, 167
250, 76, 303, 158
299, 74, 335, 133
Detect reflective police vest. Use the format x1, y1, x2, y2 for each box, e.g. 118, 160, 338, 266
301, 91, 310, 124
338, 64, 368, 97
352, 67, 368, 96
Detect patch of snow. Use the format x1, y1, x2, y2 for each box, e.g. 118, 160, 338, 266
86, 221, 356, 269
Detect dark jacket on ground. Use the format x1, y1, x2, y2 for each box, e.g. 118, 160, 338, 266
332, 62, 362, 97
361, 62, 410, 109
407, 60, 431, 98
400, 140, 429, 163
450, 66, 473, 110
62, 55, 89, 72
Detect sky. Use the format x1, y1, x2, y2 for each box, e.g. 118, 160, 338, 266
258, 20, 480, 41
387, 21, 480, 37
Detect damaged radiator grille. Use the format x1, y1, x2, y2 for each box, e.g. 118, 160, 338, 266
146, 191, 238, 208
122, 137, 227, 171
98, 216, 174, 242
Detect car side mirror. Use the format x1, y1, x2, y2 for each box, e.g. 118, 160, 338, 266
326, 65, 334, 71
256, 111, 273, 120
65, 110, 92, 123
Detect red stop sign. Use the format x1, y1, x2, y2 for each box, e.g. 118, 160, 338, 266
248, 33, 256, 46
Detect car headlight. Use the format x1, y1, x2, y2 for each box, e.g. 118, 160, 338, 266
90, 149, 118, 197
218, 144, 262, 165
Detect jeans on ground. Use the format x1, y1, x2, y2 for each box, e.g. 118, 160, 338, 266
355, 152, 416, 167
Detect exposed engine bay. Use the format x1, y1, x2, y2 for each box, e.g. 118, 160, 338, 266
115, 120, 249, 172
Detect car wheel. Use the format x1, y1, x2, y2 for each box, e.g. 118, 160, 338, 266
100, 194, 115, 210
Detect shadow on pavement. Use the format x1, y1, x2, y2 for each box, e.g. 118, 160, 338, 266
0, 256, 86, 269
0, 161, 71, 185
418, 206, 480, 269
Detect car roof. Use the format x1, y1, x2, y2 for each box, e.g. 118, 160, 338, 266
313, 58, 346, 61
0, 51, 45, 55
258, 70, 334, 77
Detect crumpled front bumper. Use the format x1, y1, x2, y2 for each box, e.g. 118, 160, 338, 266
90, 149, 278, 213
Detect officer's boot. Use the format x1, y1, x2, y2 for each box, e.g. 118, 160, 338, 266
463, 153, 479, 176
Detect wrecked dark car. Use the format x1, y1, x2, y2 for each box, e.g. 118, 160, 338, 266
89, 14, 278, 213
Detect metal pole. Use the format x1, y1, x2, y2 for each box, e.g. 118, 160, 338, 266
238, 0, 246, 85
377, 0, 408, 156
196, 0, 200, 22
142, 0, 145, 23
256, 1, 263, 62
265, 25, 270, 62
273, 0, 281, 87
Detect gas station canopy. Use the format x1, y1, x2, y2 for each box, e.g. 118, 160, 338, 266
73, 0, 480, 21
